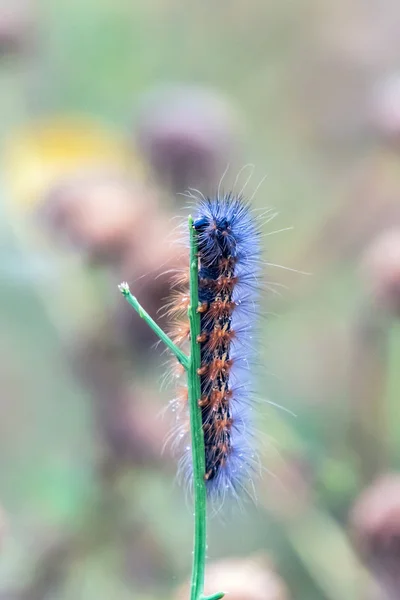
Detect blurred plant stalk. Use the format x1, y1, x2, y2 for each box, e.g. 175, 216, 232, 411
347, 303, 389, 482
348, 229, 400, 481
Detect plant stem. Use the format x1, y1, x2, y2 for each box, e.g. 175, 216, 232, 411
187, 216, 207, 600
187, 216, 224, 600
118, 282, 189, 369
119, 218, 223, 600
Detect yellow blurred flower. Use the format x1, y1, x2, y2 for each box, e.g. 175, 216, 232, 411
1, 116, 145, 336
2, 115, 143, 215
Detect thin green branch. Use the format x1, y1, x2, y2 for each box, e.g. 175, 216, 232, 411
202, 593, 226, 600
118, 283, 189, 369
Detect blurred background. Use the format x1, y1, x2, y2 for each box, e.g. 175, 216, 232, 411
2, 1, 400, 599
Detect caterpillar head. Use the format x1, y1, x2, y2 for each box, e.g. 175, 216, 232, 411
194, 212, 235, 265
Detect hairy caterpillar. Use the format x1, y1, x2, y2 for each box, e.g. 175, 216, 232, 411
167, 193, 261, 500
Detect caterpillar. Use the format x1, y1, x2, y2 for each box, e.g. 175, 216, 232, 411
167, 192, 262, 500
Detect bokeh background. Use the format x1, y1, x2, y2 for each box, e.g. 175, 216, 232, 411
2, 1, 400, 599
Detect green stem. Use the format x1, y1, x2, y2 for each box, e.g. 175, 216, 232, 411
118, 218, 224, 600
187, 216, 224, 600
187, 216, 207, 600
118, 282, 189, 370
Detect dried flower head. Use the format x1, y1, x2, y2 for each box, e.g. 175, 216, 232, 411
40, 172, 158, 264
350, 474, 400, 599
135, 85, 241, 195
370, 74, 400, 143
360, 229, 400, 316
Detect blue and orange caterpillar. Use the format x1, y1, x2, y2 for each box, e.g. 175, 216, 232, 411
167, 193, 262, 501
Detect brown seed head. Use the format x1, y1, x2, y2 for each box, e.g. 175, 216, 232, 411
350, 473, 400, 599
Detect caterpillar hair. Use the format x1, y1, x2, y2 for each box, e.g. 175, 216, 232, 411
167, 192, 262, 502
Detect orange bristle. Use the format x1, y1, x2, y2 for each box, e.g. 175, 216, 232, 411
170, 360, 186, 381
198, 395, 210, 408
209, 388, 232, 410
177, 387, 188, 405
197, 302, 209, 314
208, 355, 233, 381
163, 291, 190, 319
214, 275, 239, 294
207, 298, 236, 321
219, 256, 237, 271
214, 417, 233, 433
197, 365, 209, 376
196, 332, 208, 343
206, 325, 235, 353
218, 443, 229, 455
169, 271, 190, 288
171, 322, 190, 345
